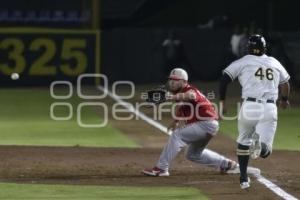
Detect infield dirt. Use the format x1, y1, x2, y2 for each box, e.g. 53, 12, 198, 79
0, 87, 299, 200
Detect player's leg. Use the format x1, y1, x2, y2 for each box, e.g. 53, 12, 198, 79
155, 128, 188, 171
256, 103, 278, 158
142, 121, 203, 176
185, 120, 237, 172
236, 102, 261, 188
249, 132, 261, 159
156, 120, 217, 170
186, 142, 237, 172
237, 124, 255, 188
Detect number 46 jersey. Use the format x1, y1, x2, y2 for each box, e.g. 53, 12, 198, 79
223, 54, 290, 100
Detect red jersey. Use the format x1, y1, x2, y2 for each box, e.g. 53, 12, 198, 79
175, 84, 218, 124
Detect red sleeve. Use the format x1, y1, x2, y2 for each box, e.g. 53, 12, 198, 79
186, 88, 199, 102
175, 105, 181, 118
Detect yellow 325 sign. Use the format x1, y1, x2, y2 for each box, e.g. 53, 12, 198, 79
0, 29, 99, 77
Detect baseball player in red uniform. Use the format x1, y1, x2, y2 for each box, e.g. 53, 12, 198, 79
143, 68, 237, 176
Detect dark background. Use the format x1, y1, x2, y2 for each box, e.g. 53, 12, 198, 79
101, 0, 300, 85
0, 0, 299, 86
102, 0, 300, 31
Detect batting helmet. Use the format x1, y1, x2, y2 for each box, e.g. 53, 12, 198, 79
247, 34, 266, 56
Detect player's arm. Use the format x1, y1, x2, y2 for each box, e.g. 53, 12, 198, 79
219, 60, 240, 114
167, 91, 196, 101
279, 81, 290, 109
167, 120, 179, 132
219, 73, 234, 114
277, 59, 291, 109
167, 104, 181, 132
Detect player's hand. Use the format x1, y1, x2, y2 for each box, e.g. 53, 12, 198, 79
280, 100, 290, 109
167, 121, 179, 133
165, 92, 174, 101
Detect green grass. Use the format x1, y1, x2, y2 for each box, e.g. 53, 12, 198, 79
0, 183, 208, 200
0, 88, 138, 147
219, 106, 300, 151
274, 108, 300, 150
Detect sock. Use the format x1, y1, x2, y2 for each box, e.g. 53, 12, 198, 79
237, 143, 250, 183
260, 142, 271, 158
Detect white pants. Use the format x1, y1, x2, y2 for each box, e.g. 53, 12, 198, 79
237, 101, 277, 151
157, 120, 230, 171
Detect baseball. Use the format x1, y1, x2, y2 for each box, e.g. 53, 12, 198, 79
11, 73, 20, 80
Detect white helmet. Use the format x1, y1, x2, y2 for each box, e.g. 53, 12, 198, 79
168, 68, 188, 81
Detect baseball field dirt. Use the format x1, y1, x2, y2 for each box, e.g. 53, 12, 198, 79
0, 136, 299, 200
0, 86, 299, 200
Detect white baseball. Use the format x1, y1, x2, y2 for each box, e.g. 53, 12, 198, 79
11, 73, 20, 80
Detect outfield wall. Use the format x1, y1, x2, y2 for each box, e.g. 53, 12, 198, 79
102, 28, 299, 85
1, 28, 299, 86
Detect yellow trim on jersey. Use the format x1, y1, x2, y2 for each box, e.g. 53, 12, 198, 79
223, 69, 234, 81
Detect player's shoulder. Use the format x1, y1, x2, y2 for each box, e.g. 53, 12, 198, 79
266, 55, 279, 62
184, 84, 199, 92
229, 55, 253, 66
265, 55, 284, 68
184, 84, 207, 101
237, 54, 280, 66
184, 84, 202, 95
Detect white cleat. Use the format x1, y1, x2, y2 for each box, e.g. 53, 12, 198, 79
250, 133, 261, 159
240, 177, 251, 189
